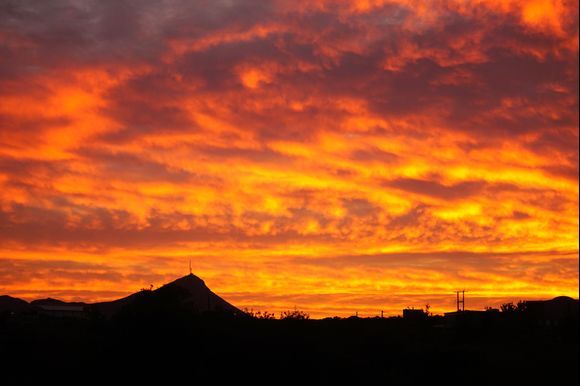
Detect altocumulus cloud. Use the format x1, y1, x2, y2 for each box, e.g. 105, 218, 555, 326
0, 0, 577, 317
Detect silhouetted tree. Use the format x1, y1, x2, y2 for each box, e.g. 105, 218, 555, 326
500, 301, 527, 313
280, 309, 310, 320
243, 308, 276, 319
500, 302, 517, 313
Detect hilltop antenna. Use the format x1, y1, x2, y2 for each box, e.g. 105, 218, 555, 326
456, 290, 466, 312
189, 258, 192, 275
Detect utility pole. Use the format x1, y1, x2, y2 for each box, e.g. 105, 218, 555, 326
456, 290, 465, 312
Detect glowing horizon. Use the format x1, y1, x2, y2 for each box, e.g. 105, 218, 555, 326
0, 0, 578, 318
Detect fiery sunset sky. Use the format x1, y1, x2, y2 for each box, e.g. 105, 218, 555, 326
0, 0, 578, 317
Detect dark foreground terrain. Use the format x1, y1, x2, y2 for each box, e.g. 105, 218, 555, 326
0, 310, 577, 386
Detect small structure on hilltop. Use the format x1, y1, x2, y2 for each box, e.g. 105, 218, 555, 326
37, 304, 87, 318
31, 298, 88, 319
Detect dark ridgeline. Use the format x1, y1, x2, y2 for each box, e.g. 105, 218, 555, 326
0, 273, 242, 321
0, 295, 32, 313
91, 273, 243, 319
0, 275, 578, 386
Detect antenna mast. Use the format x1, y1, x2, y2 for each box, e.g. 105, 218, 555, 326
189, 258, 192, 275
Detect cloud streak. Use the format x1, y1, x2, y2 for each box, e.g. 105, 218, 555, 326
0, 0, 577, 316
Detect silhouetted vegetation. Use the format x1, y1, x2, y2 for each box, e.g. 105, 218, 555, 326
243, 308, 276, 319
1, 285, 577, 385
280, 308, 310, 320
500, 300, 527, 313
1, 304, 577, 386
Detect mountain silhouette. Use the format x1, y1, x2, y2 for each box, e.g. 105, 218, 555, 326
0, 295, 32, 313
31, 298, 87, 307
164, 273, 241, 313
0, 274, 242, 318
92, 273, 242, 318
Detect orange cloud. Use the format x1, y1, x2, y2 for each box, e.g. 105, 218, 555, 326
0, 0, 577, 317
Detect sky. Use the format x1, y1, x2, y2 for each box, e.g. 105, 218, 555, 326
0, 0, 578, 318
